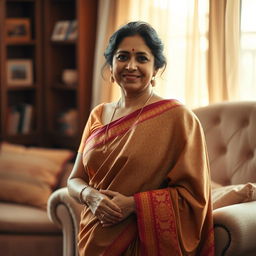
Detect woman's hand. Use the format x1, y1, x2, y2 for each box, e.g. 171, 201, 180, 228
99, 189, 135, 227
82, 187, 123, 223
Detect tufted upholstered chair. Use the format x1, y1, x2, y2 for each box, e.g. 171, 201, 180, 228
48, 101, 256, 256
194, 101, 256, 256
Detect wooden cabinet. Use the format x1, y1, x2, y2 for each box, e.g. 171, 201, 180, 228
0, 0, 44, 146
0, 0, 98, 149
43, 0, 97, 149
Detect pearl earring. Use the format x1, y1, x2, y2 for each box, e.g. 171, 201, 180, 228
151, 76, 156, 87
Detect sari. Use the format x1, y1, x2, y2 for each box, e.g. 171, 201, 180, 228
77, 99, 214, 256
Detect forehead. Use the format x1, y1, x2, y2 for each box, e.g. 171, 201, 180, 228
117, 35, 152, 54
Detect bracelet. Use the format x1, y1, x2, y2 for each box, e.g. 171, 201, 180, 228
79, 186, 89, 205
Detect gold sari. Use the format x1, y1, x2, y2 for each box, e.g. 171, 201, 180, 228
78, 99, 214, 256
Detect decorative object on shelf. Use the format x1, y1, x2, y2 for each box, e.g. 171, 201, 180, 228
5, 18, 31, 42
57, 109, 78, 136
6, 59, 33, 86
62, 69, 78, 86
51, 20, 71, 41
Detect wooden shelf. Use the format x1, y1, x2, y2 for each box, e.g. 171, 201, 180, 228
7, 85, 37, 90
6, 40, 36, 46
52, 84, 77, 90
51, 40, 76, 45
5, 133, 41, 146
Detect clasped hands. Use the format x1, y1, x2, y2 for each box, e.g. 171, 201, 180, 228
83, 187, 135, 227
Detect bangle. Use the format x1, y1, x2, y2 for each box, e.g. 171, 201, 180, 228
79, 186, 89, 205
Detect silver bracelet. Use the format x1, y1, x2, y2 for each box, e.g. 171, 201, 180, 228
79, 186, 89, 205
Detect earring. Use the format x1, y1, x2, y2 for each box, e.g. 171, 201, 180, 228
110, 75, 115, 83
151, 76, 156, 87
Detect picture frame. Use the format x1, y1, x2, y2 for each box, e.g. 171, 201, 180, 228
51, 20, 71, 41
5, 18, 31, 42
7, 59, 33, 87
66, 20, 78, 41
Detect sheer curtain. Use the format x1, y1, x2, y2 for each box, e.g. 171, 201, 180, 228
208, 0, 241, 102
91, 0, 241, 109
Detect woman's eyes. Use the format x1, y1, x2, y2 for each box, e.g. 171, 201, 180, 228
116, 54, 128, 61
137, 55, 149, 62
116, 54, 149, 63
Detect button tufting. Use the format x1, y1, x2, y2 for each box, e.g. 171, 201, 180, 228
219, 146, 227, 154
214, 117, 221, 125
241, 119, 249, 127
247, 151, 254, 159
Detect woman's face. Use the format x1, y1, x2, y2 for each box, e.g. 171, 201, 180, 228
111, 35, 156, 95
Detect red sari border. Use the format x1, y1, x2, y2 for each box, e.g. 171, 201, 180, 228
84, 99, 181, 155
134, 189, 182, 256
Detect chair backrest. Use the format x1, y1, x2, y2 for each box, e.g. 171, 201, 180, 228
193, 101, 256, 186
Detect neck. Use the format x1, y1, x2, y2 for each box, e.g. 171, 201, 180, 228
118, 88, 153, 109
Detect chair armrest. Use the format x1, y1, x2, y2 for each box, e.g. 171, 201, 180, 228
47, 187, 84, 256
213, 201, 256, 256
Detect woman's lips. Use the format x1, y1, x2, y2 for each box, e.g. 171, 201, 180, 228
122, 74, 141, 81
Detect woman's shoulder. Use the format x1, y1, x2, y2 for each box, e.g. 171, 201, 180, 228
164, 99, 200, 123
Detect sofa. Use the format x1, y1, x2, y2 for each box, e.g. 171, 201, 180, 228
0, 143, 74, 256
47, 101, 256, 256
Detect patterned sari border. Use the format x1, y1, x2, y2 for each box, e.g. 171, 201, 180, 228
134, 189, 182, 256
87, 99, 178, 143
84, 99, 181, 155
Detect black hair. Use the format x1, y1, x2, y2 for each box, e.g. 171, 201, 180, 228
104, 21, 166, 70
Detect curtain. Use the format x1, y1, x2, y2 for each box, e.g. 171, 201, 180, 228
208, 0, 241, 103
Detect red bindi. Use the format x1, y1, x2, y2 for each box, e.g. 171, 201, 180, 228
132, 48, 135, 51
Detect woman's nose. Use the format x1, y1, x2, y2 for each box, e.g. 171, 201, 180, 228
125, 58, 137, 70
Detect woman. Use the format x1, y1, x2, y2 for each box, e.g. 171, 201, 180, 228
68, 21, 214, 255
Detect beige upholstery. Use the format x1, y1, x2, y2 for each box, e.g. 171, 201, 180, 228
194, 101, 256, 186
0, 163, 74, 256
48, 101, 256, 256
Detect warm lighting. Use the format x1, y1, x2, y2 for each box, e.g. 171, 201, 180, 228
239, 0, 256, 100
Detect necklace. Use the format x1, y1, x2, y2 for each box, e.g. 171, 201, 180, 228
102, 91, 154, 153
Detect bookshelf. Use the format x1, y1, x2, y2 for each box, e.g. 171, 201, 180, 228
43, 0, 97, 150
0, 0, 43, 145
0, 0, 98, 149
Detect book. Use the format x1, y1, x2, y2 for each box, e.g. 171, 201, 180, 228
6, 106, 20, 135
6, 103, 33, 134
21, 104, 33, 133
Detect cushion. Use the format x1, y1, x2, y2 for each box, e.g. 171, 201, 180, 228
212, 182, 256, 210
0, 142, 74, 209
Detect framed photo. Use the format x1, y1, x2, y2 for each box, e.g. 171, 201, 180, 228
7, 59, 33, 86
66, 20, 78, 40
51, 21, 71, 41
5, 18, 31, 42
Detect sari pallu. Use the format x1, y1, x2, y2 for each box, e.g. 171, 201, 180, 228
78, 99, 214, 256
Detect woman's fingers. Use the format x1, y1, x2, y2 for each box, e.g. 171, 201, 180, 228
98, 200, 123, 218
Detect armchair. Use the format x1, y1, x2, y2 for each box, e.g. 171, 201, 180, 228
48, 101, 256, 256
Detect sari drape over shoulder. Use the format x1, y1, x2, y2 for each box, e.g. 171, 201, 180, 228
78, 100, 214, 256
